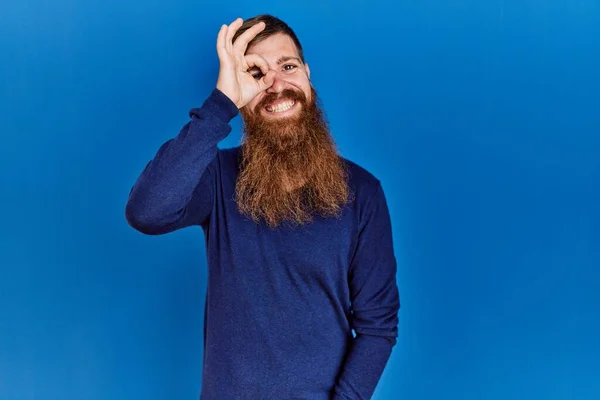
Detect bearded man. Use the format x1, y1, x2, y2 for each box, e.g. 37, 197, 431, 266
125, 14, 400, 400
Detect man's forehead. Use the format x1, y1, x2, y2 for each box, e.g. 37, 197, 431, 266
247, 34, 301, 63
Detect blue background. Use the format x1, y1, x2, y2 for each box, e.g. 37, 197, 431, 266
1, 0, 599, 399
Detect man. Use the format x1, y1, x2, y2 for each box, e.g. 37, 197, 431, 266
125, 14, 400, 400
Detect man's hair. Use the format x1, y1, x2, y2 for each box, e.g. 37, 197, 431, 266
232, 14, 305, 63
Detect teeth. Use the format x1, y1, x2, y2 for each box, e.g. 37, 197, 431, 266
266, 100, 295, 113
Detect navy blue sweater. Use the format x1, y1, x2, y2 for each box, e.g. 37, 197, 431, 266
125, 89, 400, 399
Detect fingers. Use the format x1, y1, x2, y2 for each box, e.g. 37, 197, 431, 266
258, 70, 277, 91
225, 18, 243, 50
244, 54, 275, 91
216, 24, 228, 60
218, 17, 262, 61
244, 54, 270, 76
232, 21, 266, 54
217, 17, 244, 60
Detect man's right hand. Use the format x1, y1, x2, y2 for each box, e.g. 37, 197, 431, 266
216, 18, 276, 109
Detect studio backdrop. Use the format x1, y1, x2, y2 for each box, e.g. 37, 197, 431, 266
1, 0, 599, 399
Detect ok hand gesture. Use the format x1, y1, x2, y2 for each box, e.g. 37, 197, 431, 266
216, 18, 277, 109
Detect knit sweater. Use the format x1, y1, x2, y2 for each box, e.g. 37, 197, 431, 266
125, 88, 400, 400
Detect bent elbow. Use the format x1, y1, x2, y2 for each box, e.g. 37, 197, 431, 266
124, 200, 172, 235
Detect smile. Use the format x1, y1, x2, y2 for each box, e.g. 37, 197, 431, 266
265, 100, 296, 113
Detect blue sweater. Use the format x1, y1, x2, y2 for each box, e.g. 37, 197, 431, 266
125, 89, 400, 400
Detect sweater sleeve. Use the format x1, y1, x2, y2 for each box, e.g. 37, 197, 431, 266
125, 88, 239, 235
333, 181, 400, 400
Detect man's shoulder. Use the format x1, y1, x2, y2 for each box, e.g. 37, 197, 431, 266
216, 145, 242, 166
339, 156, 385, 209
341, 156, 381, 189
218, 145, 242, 156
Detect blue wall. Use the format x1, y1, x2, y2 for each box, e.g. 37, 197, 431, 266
1, 0, 599, 399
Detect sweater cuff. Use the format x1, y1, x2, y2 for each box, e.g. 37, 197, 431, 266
189, 88, 239, 123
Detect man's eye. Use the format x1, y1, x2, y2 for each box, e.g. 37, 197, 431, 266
250, 70, 264, 79
283, 64, 296, 71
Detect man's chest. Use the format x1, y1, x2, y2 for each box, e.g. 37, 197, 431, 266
207, 180, 357, 288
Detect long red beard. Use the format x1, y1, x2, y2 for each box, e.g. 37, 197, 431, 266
236, 87, 352, 228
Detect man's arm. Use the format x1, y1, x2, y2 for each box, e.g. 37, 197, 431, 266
126, 18, 276, 235
125, 88, 238, 234
333, 181, 401, 399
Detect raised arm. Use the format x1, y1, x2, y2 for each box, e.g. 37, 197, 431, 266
124, 89, 238, 234
125, 18, 276, 234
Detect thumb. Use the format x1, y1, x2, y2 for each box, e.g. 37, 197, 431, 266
258, 70, 276, 91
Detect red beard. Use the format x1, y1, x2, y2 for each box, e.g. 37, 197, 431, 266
236, 87, 353, 228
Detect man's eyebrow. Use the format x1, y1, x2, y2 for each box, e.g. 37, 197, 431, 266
276, 56, 302, 65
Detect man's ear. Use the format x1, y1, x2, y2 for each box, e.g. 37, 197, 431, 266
305, 62, 311, 79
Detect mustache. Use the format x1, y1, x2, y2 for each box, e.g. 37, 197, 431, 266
255, 88, 307, 112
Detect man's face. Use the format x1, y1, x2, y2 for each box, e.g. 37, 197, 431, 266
243, 33, 312, 119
